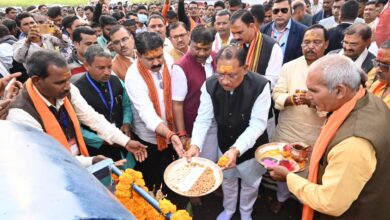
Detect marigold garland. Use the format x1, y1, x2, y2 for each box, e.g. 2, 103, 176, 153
171, 210, 192, 220
115, 168, 192, 220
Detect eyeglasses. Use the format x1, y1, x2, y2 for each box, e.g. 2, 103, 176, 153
214, 72, 239, 80
171, 33, 188, 41
112, 36, 130, 46
372, 59, 390, 71
272, 8, 289, 14
301, 40, 324, 47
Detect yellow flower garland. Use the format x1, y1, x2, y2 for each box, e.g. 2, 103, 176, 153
115, 168, 192, 220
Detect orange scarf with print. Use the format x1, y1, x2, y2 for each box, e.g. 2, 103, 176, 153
302, 88, 366, 220
137, 59, 173, 151
246, 31, 263, 72
26, 79, 89, 156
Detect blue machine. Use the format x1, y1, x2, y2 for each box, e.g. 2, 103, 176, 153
0, 121, 136, 219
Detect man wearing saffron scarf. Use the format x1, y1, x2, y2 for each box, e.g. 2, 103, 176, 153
109, 25, 135, 81
186, 46, 271, 220
269, 54, 390, 220
168, 22, 190, 62
368, 39, 390, 108
230, 9, 282, 88
230, 9, 283, 138
125, 31, 184, 190
7, 50, 148, 167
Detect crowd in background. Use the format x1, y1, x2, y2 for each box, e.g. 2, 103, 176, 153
0, 0, 389, 219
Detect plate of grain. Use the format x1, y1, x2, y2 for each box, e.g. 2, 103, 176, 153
163, 157, 223, 197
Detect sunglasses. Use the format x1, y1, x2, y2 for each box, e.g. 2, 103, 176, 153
272, 8, 289, 14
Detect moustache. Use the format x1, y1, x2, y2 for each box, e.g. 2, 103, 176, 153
344, 49, 354, 53
61, 90, 70, 96
152, 64, 162, 69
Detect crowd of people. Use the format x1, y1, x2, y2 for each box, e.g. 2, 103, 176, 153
0, 0, 389, 219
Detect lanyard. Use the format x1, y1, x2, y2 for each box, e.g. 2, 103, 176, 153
271, 28, 287, 43
86, 73, 114, 121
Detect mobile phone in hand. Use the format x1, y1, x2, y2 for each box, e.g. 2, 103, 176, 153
4, 78, 16, 99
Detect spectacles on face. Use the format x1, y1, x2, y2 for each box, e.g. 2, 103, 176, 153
112, 36, 130, 46
214, 72, 239, 80
341, 40, 360, 48
372, 59, 390, 71
301, 40, 324, 48
272, 8, 289, 14
171, 32, 188, 41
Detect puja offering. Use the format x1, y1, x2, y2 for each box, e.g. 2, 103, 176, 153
217, 156, 228, 167
290, 142, 310, 162
164, 157, 223, 197
255, 142, 309, 172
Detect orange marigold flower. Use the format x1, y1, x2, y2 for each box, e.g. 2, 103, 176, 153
159, 198, 177, 215
217, 156, 228, 167
171, 210, 192, 220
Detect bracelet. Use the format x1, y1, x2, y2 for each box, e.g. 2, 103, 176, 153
177, 130, 187, 137
290, 95, 296, 105
166, 130, 176, 141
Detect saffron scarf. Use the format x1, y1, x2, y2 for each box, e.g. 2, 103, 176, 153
137, 59, 174, 151
26, 78, 89, 156
369, 81, 390, 108
301, 88, 366, 220
246, 31, 263, 72
112, 54, 132, 81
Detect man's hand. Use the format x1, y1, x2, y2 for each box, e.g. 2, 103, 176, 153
120, 123, 131, 137
0, 72, 22, 97
295, 90, 311, 106
222, 147, 240, 170
179, 136, 188, 147
107, 42, 114, 52
114, 159, 127, 167
26, 25, 42, 45
52, 25, 63, 39
0, 99, 11, 120
171, 134, 185, 158
125, 140, 147, 162
92, 155, 107, 164
184, 145, 200, 163
268, 165, 290, 182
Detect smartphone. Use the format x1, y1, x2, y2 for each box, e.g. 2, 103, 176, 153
38, 23, 55, 35
4, 78, 16, 99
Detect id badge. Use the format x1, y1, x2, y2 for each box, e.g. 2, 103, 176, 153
68, 138, 80, 155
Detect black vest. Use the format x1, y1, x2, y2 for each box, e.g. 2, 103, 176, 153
74, 74, 124, 131
10, 88, 81, 155
74, 74, 126, 160
206, 72, 270, 164
315, 93, 390, 220
256, 34, 277, 76
241, 34, 276, 76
